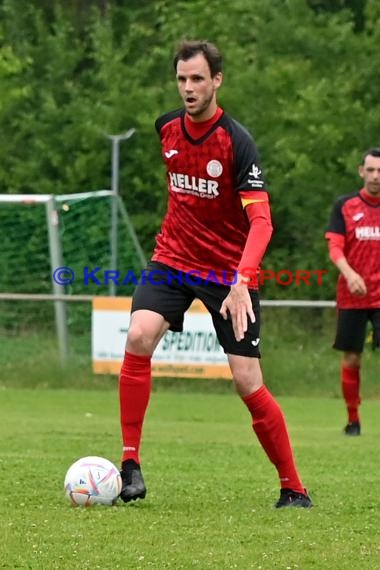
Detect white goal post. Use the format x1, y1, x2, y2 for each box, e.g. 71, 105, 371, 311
1, 193, 69, 361
0, 190, 146, 363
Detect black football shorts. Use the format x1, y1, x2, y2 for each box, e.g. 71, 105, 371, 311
131, 261, 261, 357
333, 308, 380, 352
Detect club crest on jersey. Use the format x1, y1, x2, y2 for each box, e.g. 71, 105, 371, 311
206, 160, 223, 177
169, 172, 219, 198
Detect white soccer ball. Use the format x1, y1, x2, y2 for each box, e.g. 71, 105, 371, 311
64, 456, 122, 506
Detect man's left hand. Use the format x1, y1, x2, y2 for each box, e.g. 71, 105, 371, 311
220, 282, 255, 341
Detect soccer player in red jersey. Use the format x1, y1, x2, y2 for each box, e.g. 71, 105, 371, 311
326, 148, 380, 436
118, 40, 312, 508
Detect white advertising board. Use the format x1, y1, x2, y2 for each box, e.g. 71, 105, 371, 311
92, 297, 230, 379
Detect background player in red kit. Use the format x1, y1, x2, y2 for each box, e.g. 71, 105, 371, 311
326, 148, 380, 436
118, 40, 312, 508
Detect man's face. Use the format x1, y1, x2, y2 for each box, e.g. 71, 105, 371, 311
176, 53, 222, 121
359, 155, 380, 196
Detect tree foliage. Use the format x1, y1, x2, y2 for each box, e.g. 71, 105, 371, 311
0, 0, 379, 300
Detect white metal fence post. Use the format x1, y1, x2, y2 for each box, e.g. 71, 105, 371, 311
46, 196, 69, 363
107, 128, 136, 296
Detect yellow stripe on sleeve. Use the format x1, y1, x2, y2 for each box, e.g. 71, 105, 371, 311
241, 198, 267, 209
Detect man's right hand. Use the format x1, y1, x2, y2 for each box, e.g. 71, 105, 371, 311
335, 257, 367, 296
345, 269, 367, 296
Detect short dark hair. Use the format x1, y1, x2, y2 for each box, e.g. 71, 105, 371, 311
173, 40, 223, 77
362, 147, 380, 163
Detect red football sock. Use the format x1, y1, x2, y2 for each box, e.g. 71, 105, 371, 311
243, 385, 304, 493
341, 364, 361, 423
119, 351, 152, 465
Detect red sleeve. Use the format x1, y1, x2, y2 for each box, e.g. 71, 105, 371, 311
237, 200, 273, 274
325, 231, 345, 263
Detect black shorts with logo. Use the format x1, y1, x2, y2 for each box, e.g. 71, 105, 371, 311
334, 308, 380, 353
131, 261, 261, 357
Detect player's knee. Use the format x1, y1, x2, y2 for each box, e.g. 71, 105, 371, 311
231, 359, 263, 395
343, 352, 361, 368
126, 323, 156, 355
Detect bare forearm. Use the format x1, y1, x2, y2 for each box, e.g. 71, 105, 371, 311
334, 256, 367, 296
334, 256, 354, 280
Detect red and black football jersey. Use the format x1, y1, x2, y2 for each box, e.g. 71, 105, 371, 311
152, 108, 267, 282
326, 188, 380, 308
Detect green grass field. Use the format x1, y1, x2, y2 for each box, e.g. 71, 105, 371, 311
1, 388, 380, 569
